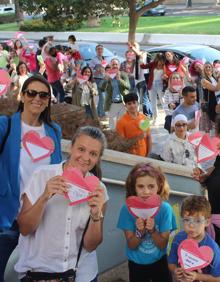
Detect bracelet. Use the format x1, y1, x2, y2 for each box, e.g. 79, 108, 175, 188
135, 229, 146, 239
90, 211, 104, 222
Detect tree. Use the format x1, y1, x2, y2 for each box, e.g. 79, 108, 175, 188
14, 0, 24, 27
128, 0, 165, 43
21, 0, 164, 43
186, 0, 192, 8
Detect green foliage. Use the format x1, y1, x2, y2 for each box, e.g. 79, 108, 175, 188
20, 18, 82, 31
0, 14, 16, 24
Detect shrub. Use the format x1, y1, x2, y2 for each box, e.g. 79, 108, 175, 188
0, 14, 16, 24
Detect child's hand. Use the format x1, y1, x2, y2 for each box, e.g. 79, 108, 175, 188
174, 267, 184, 281
145, 218, 155, 233
136, 218, 145, 232
183, 270, 198, 282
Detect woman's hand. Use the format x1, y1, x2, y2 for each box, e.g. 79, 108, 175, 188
192, 167, 207, 183
145, 218, 155, 232
136, 218, 145, 232
41, 176, 68, 201
88, 187, 105, 218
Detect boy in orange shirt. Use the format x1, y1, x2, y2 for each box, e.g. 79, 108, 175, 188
116, 92, 152, 157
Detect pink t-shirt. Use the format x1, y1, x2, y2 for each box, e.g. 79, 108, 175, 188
44, 56, 61, 83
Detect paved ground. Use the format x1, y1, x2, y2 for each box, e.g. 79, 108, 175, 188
166, 3, 220, 16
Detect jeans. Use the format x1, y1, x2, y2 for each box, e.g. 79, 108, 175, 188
95, 78, 106, 118
0, 221, 19, 282
51, 80, 66, 103
136, 81, 152, 117
148, 84, 164, 119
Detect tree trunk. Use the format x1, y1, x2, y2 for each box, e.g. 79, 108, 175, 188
87, 16, 100, 27
186, 0, 192, 8
128, 0, 139, 44
14, 0, 24, 28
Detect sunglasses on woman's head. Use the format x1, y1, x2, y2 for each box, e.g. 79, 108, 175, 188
24, 89, 50, 99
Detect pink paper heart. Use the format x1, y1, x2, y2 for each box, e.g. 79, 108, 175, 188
22, 131, 55, 162
188, 131, 203, 147
62, 167, 99, 206
196, 134, 219, 163
126, 195, 161, 219
0, 70, 11, 96
77, 74, 89, 84
171, 80, 183, 92
107, 69, 117, 79
178, 239, 213, 271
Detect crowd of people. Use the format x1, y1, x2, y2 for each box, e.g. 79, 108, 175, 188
1, 33, 220, 282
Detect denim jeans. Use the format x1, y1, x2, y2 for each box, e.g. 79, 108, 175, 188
51, 80, 66, 103
0, 221, 19, 282
136, 81, 153, 117
95, 78, 105, 118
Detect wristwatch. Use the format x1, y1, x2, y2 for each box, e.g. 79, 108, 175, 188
90, 211, 104, 222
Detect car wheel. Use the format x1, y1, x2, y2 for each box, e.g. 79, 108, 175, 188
160, 12, 165, 16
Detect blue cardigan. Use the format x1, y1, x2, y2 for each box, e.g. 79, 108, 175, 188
0, 112, 62, 228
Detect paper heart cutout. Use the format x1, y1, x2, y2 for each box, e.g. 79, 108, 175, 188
126, 195, 161, 219
188, 131, 203, 147
196, 134, 220, 163
139, 119, 150, 131
101, 60, 108, 67
178, 239, 213, 271
0, 70, 11, 96
107, 69, 117, 79
168, 65, 177, 72
77, 74, 89, 84
22, 131, 55, 162
171, 81, 183, 92
62, 167, 99, 206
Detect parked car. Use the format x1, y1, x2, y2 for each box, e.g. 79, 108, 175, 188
136, 1, 166, 16
0, 5, 15, 15
147, 44, 220, 63
56, 41, 124, 65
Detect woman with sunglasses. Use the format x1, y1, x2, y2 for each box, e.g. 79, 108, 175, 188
160, 114, 196, 167
0, 74, 62, 282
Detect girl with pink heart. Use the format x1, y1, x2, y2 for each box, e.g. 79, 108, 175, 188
15, 126, 108, 282
117, 163, 177, 282
0, 75, 62, 281
168, 195, 220, 281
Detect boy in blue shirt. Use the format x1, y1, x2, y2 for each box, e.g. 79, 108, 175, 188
168, 195, 220, 281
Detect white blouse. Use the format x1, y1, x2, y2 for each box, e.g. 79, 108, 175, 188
15, 163, 109, 282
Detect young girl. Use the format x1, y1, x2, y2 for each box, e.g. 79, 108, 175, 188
164, 72, 184, 132
117, 163, 176, 282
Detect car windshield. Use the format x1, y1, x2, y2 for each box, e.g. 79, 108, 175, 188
186, 47, 220, 62
79, 44, 114, 61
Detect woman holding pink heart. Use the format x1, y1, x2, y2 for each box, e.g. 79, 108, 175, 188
117, 163, 176, 282
71, 66, 98, 119
15, 126, 108, 282
0, 74, 62, 281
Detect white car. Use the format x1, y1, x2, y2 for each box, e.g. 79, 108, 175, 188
0, 5, 15, 15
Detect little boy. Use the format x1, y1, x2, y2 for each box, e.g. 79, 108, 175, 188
168, 195, 220, 281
